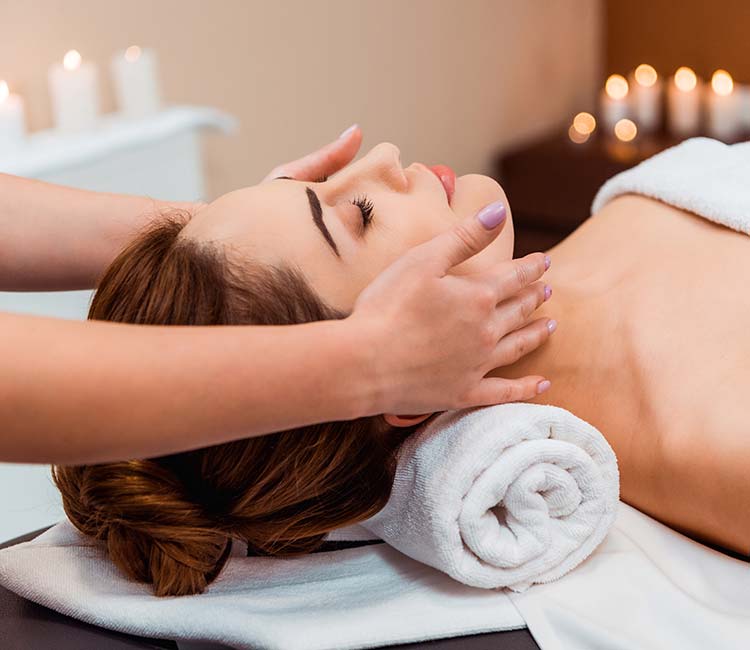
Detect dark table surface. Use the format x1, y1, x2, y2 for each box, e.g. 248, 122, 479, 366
493, 128, 709, 257
0, 527, 540, 650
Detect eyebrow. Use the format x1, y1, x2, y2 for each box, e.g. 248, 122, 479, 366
305, 186, 340, 258
274, 176, 340, 257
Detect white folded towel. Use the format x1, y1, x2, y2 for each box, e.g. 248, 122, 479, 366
592, 137, 750, 234
358, 403, 620, 591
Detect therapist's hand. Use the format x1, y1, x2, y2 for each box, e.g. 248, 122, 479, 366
350, 200, 554, 417
262, 124, 362, 183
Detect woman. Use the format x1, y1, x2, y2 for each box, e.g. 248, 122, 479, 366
55, 141, 748, 598
0, 126, 552, 465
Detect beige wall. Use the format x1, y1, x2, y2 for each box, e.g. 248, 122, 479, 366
1, 0, 602, 198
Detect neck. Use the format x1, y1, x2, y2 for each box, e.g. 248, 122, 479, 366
493, 253, 628, 415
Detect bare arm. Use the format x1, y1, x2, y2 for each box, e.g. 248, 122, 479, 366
0, 312, 371, 464
0, 173, 199, 291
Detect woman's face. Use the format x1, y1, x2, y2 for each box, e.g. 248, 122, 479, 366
182, 142, 514, 311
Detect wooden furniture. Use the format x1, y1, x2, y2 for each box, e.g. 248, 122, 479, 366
493, 130, 684, 257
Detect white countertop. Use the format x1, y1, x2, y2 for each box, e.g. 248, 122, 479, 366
0, 105, 238, 178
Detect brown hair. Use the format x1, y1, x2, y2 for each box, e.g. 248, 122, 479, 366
52, 211, 413, 597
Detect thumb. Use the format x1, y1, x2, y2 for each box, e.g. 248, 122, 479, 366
412, 200, 508, 273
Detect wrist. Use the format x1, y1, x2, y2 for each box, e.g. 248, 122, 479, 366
334, 314, 385, 420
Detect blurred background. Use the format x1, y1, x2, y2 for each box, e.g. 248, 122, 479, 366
1, 0, 749, 541
0, 0, 601, 195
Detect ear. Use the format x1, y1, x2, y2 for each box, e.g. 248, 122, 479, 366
383, 413, 433, 427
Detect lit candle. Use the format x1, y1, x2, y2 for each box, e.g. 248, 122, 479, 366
600, 74, 630, 131
629, 64, 662, 133
47, 49, 100, 132
706, 69, 741, 141
111, 45, 161, 117
568, 111, 596, 144
614, 118, 638, 142
667, 66, 701, 138
0, 80, 26, 150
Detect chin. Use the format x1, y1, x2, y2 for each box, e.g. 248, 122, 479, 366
450, 174, 515, 273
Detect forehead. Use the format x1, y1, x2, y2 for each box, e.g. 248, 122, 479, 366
182, 182, 332, 268
179, 181, 359, 308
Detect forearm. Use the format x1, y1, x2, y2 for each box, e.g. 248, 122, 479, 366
0, 312, 374, 464
0, 173, 198, 291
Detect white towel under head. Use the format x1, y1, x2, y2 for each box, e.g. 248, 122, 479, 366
0, 402, 616, 649
357, 403, 619, 591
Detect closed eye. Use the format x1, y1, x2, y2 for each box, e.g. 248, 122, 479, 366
351, 195, 374, 232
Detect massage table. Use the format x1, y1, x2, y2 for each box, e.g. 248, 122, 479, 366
0, 526, 541, 650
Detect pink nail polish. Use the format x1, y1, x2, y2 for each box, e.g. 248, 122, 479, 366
544, 255, 552, 270
547, 319, 557, 333
338, 124, 358, 139
544, 285, 552, 301
537, 380, 551, 394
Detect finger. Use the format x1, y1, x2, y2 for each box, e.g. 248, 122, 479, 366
262, 124, 363, 182
480, 252, 550, 302
490, 316, 557, 368
494, 281, 550, 333
461, 375, 551, 408
407, 200, 508, 273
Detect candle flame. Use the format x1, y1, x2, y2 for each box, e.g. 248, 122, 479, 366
0, 80, 8, 104
572, 112, 596, 135
614, 118, 637, 142
63, 49, 82, 71
711, 69, 733, 96
568, 124, 590, 144
605, 74, 629, 100
674, 67, 697, 92
634, 64, 658, 87
124, 45, 142, 63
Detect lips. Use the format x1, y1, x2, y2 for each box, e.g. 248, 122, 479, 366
428, 164, 456, 204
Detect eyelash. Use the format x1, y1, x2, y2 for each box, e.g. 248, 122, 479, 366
351, 195, 374, 230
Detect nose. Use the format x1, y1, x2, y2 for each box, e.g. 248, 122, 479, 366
325, 142, 407, 196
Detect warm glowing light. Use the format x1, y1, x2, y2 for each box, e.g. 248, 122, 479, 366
605, 74, 629, 100
634, 64, 658, 87
572, 112, 596, 135
674, 66, 697, 92
614, 118, 637, 142
711, 69, 733, 96
124, 45, 142, 63
0, 80, 8, 103
568, 124, 590, 144
63, 49, 82, 71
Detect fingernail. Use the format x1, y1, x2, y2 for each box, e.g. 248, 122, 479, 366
547, 319, 557, 333
544, 285, 552, 301
477, 201, 507, 229
544, 255, 552, 270
537, 379, 551, 394
338, 123, 358, 139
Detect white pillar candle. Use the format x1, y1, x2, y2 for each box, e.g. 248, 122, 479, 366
111, 46, 161, 117
705, 69, 741, 142
0, 80, 26, 150
629, 64, 662, 133
600, 74, 629, 132
48, 49, 100, 132
667, 66, 701, 138
737, 83, 750, 131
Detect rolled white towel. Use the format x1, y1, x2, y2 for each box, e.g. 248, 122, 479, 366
360, 403, 620, 591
